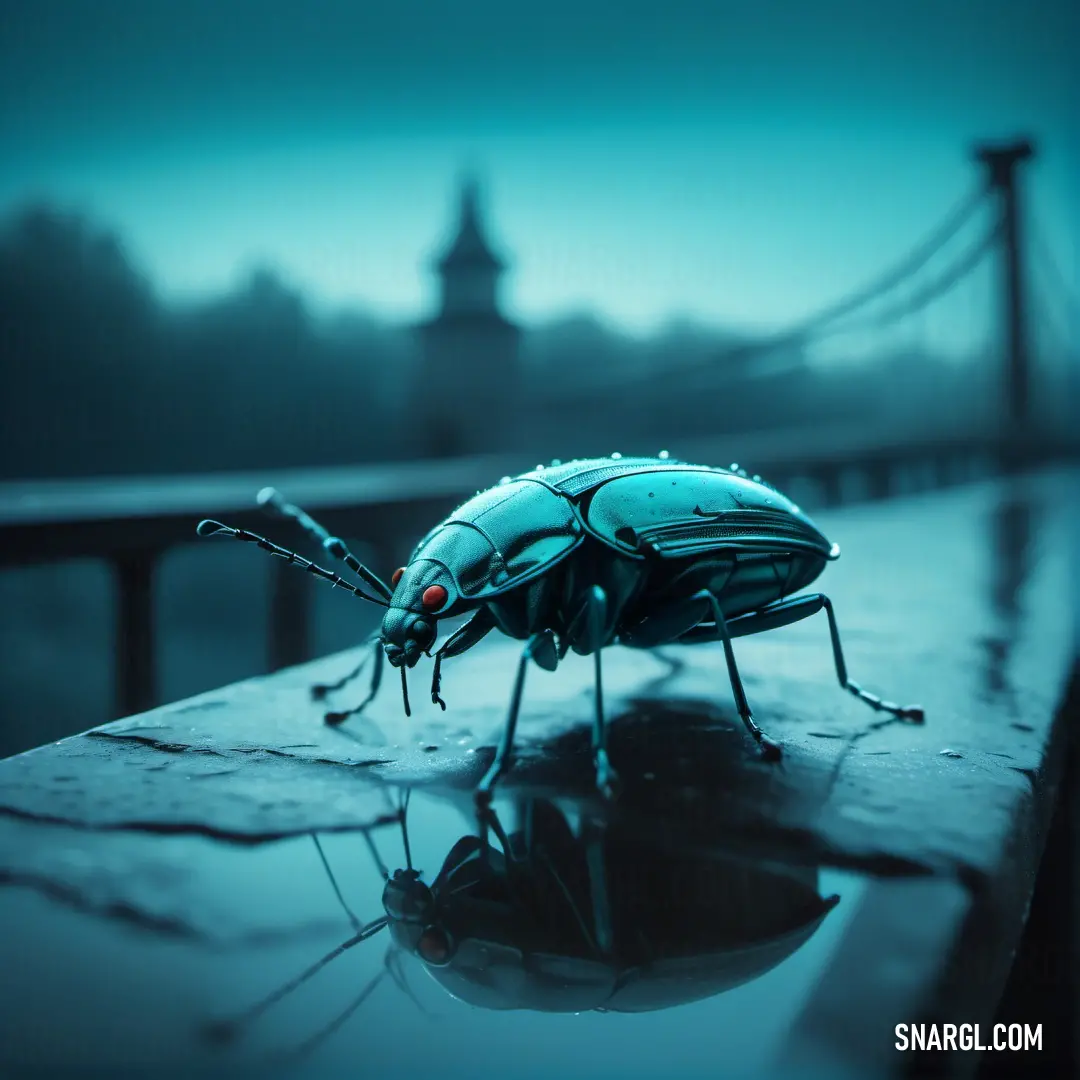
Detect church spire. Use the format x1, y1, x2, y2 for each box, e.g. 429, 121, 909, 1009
413, 172, 521, 458
435, 176, 505, 273
432, 175, 507, 316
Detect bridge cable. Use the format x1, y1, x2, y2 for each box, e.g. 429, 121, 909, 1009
774, 183, 990, 339
812, 219, 1003, 341
710, 184, 992, 369
657, 185, 988, 375
1027, 211, 1080, 333
570, 183, 991, 398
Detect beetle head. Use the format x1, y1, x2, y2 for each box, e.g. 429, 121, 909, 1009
382, 867, 435, 923
381, 559, 455, 668
382, 868, 456, 966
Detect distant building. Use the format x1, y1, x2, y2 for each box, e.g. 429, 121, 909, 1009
412, 177, 521, 457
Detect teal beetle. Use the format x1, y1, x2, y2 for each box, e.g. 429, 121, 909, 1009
198, 454, 923, 800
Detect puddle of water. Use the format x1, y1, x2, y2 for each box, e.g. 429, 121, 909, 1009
0, 786, 868, 1080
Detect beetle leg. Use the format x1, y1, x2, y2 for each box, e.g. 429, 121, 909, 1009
562, 587, 620, 798
475, 629, 556, 808
429, 654, 445, 711
582, 818, 614, 954
202, 918, 389, 1047
617, 591, 782, 756
585, 587, 620, 799
322, 634, 385, 726
680, 589, 784, 760
429, 608, 499, 709
311, 653, 369, 701
592, 643, 621, 799
312, 629, 379, 700
384, 945, 436, 1017
724, 593, 925, 724
310, 833, 363, 930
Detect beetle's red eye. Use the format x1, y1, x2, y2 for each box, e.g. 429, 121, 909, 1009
391, 567, 405, 588
417, 926, 453, 966
421, 584, 448, 611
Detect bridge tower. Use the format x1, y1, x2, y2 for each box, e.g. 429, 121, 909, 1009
412, 177, 521, 458
972, 137, 1036, 465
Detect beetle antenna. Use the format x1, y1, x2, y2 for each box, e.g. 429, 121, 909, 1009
400, 667, 412, 718
196, 520, 391, 608
202, 918, 388, 1046
257, 487, 394, 600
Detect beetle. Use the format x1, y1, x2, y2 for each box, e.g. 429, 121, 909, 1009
205, 795, 841, 1051
197, 453, 923, 801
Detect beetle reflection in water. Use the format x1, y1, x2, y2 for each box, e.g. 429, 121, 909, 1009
197, 454, 924, 802
205, 794, 841, 1058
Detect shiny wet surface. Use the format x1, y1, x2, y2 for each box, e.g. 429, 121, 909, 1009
1, 788, 866, 1080
1, 470, 1076, 1079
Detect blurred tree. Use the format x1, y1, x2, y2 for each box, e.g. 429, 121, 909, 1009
0, 206, 412, 479
0, 206, 161, 477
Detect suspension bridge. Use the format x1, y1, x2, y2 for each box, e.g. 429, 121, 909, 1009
553, 138, 1076, 466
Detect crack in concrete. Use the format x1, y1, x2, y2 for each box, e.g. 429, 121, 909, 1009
0, 803, 404, 846
86, 729, 388, 770
86, 731, 229, 756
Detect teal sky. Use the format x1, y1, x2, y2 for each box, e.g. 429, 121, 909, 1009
1, 1, 1076, 334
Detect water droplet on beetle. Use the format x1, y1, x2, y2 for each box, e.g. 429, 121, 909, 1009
550, 458, 562, 466
658, 449, 670, 459
499, 476, 511, 485
611, 451, 622, 459
752, 474, 761, 482
648, 492, 654, 497
730, 462, 739, 471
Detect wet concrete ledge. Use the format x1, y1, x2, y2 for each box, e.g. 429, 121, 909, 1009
0, 467, 1076, 1078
